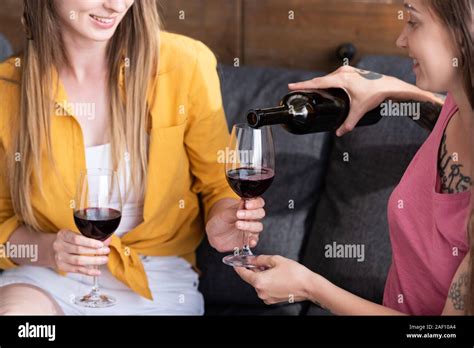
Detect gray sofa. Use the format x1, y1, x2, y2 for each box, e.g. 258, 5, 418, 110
0, 34, 12, 60
197, 57, 429, 315
0, 37, 428, 316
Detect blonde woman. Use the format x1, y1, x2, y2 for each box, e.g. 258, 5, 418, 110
0, 0, 266, 315
237, 0, 474, 315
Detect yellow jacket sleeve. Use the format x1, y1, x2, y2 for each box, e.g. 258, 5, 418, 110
184, 41, 239, 222
0, 142, 20, 269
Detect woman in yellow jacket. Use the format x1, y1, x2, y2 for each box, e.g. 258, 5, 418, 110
0, 0, 266, 315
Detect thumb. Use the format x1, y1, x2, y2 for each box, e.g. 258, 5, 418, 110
249, 255, 278, 269
234, 266, 258, 285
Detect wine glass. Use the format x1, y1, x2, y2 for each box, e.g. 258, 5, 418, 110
222, 124, 275, 268
73, 168, 122, 308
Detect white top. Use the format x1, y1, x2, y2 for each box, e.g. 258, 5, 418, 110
84, 143, 144, 238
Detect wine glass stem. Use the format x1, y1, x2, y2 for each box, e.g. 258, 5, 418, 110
241, 199, 253, 256
242, 231, 253, 256
92, 266, 100, 295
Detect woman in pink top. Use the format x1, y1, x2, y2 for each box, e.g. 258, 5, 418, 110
235, 0, 474, 315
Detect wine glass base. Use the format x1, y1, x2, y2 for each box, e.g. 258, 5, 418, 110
222, 254, 257, 268
73, 293, 116, 308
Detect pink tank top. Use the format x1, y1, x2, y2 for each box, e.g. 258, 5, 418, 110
383, 94, 471, 315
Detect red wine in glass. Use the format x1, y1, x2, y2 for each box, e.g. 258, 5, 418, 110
226, 167, 274, 199
74, 207, 122, 241
222, 124, 275, 268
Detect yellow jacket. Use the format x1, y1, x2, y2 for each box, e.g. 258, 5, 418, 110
0, 32, 238, 299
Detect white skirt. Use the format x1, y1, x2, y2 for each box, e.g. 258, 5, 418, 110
0, 255, 204, 315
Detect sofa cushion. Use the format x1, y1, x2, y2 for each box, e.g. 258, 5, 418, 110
303, 56, 429, 315
197, 64, 330, 314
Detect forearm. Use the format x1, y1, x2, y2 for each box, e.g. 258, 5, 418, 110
383, 76, 444, 104
307, 273, 406, 315
383, 76, 444, 131
7, 224, 55, 267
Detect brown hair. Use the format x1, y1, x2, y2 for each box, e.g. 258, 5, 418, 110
8, 0, 161, 232
426, 0, 474, 315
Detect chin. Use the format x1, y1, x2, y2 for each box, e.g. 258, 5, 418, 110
90, 34, 116, 42
83, 30, 117, 42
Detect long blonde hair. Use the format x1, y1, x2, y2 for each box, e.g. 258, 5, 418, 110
9, 0, 161, 232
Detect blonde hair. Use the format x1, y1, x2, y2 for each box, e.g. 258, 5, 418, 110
9, 0, 161, 232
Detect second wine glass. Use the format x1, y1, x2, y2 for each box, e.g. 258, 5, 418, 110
222, 124, 275, 268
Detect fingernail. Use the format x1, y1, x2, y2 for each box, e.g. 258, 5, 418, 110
237, 211, 245, 218
101, 247, 110, 253
237, 221, 245, 229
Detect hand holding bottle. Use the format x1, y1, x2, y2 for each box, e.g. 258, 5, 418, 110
288, 65, 394, 136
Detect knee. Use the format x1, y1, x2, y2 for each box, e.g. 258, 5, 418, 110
0, 284, 64, 315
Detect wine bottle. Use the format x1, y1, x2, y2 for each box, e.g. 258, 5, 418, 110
247, 88, 382, 134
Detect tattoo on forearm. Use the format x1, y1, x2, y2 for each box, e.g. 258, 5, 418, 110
438, 133, 472, 193
355, 69, 383, 80
448, 272, 468, 311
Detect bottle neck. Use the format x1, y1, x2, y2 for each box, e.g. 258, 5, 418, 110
247, 106, 290, 128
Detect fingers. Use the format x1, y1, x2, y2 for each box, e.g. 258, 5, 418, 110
59, 230, 104, 248
335, 107, 361, 137
234, 255, 279, 283
288, 74, 340, 91
236, 197, 265, 220
54, 229, 110, 276
244, 197, 265, 210
236, 220, 263, 233
60, 242, 110, 256
59, 253, 108, 267
236, 198, 265, 236
55, 260, 101, 276
234, 266, 258, 285
237, 208, 265, 220
249, 236, 259, 248
55, 252, 108, 276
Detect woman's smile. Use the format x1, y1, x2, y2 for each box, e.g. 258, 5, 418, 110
89, 14, 116, 29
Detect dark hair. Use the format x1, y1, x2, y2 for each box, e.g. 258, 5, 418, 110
426, 0, 473, 315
